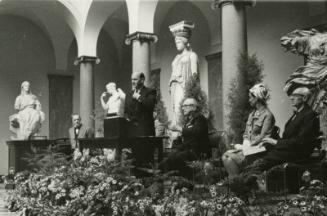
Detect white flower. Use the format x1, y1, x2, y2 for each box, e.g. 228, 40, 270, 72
104, 149, 116, 162
73, 149, 82, 161
82, 148, 90, 156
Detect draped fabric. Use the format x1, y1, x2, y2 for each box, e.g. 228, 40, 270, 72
281, 29, 327, 111
169, 50, 199, 128
9, 94, 45, 140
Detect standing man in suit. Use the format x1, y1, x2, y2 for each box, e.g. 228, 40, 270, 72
234, 87, 320, 186
125, 72, 157, 167
68, 114, 94, 150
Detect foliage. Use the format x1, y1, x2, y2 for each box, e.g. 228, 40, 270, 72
7, 150, 246, 216
227, 53, 264, 143
6, 149, 327, 216
154, 88, 169, 127
21, 145, 71, 174
92, 104, 106, 137
254, 171, 327, 216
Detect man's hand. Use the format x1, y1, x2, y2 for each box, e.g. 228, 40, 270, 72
261, 137, 277, 147
133, 90, 141, 100
101, 92, 107, 99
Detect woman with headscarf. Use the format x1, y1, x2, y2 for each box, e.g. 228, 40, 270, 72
222, 83, 275, 177
9, 81, 45, 140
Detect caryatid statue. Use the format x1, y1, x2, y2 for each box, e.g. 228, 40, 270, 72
169, 20, 199, 130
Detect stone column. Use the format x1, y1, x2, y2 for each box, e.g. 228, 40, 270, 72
74, 56, 100, 132
212, 0, 254, 128
125, 32, 158, 86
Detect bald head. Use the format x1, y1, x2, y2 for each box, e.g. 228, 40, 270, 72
131, 72, 145, 90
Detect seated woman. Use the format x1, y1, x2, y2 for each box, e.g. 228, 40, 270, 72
222, 83, 275, 177
9, 81, 45, 140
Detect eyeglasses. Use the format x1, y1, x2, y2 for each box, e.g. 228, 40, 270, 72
290, 94, 304, 97
182, 104, 195, 107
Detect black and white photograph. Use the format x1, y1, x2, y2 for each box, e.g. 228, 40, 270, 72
0, 0, 326, 215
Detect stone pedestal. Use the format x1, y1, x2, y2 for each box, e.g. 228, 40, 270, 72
7, 139, 52, 173
103, 117, 127, 139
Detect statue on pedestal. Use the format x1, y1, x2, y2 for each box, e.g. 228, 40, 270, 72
100, 82, 126, 117
9, 81, 45, 140
169, 21, 199, 130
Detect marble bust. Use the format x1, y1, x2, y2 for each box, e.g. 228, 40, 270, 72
100, 82, 126, 117
169, 21, 199, 130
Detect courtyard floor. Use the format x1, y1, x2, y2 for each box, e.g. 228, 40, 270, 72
0, 185, 17, 216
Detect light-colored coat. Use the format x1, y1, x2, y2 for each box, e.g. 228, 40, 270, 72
68, 124, 93, 149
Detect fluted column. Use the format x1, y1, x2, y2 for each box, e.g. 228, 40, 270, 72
74, 56, 100, 132
125, 32, 158, 86
212, 0, 254, 128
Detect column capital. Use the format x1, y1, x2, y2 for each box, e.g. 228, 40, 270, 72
125, 31, 158, 45
74, 56, 100, 66
211, 0, 255, 10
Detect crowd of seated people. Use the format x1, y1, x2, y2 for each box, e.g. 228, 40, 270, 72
155, 83, 321, 188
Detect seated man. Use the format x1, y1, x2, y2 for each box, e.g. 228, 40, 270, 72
68, 114, 94, 150
232, 87, 320, 189
158, 98, 211, 177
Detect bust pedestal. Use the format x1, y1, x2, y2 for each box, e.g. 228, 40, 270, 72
103, 116, 127, 139
6, 139, 51, 173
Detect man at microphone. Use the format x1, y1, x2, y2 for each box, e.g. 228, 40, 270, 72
125, 72, 157, 168
68, 114, 93, 150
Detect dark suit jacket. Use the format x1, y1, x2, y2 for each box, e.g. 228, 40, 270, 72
180, 113, 212, 158
69, 124, 93, 149
266, 104, 320, 162
125, 86, 156, 137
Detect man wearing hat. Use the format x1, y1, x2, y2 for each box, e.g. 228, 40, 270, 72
236, 87, 320, 180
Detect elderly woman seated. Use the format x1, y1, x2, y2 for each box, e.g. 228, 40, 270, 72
222, 83, 275, 177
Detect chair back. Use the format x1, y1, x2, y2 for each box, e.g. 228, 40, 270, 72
270, 126, 280, 140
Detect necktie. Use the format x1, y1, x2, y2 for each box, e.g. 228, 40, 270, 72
290, 111, 298, 122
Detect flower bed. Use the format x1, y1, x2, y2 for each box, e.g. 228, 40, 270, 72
6, 149, 245, 216
5, 149, 327, 216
